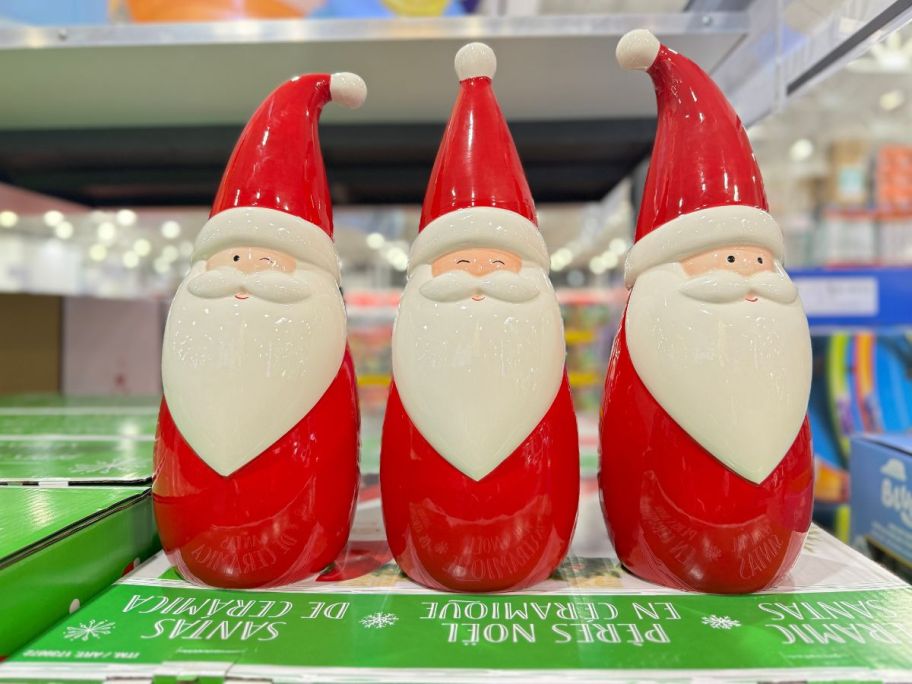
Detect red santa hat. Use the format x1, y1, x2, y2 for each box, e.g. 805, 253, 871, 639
409, 43, 549, 274
193, 72, 367, 283
617, 29, 785, 288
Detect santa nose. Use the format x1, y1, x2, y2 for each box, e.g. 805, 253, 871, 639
723, 248, 772, 277
732, 259, 766, 277
454, 258, 499, 277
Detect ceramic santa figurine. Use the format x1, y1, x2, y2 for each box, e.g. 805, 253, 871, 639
381, 43, 579, 593
599, 30, 814, 594
153, 71, 366, 588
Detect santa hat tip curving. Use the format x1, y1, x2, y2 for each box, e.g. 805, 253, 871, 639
616, 29, 660, 71
455, 42, 497, 81
329, 72, 367, 109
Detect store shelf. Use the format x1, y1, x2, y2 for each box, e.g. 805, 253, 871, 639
0, 13, 748, 129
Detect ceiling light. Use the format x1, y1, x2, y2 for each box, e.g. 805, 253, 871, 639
97, 222, 117, 243
133, 238, 152, 256
366, 232, 385, 249
789, 138, 814, 162
0, 210, 18, 228
122, 251, 140, 269
161, 245, 179, 261
880, 89, 905, 111
116, 209, 137, 226
160, 220, 181, 239
554, 247, 573, 262
54, 221, 74, 240
154, 259, 171, 274
590, 256, 607, 274
43, 210, 64, 227
608, 238, 628, 254
88, 244, 108, 262
603, 252, 619, 269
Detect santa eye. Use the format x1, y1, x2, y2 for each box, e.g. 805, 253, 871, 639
492, 259, 505, 265
233, 255, 240, 262
757, 257, 764, 264
726, 255, 736, 263
259, 257, 273, 263
456, 259, 470, 264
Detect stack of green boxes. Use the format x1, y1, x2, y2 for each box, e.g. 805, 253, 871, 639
0, 395, 161, 657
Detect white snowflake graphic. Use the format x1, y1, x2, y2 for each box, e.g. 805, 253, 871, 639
360, 612, 399, 629
64, 619, 115, 641
701, 615, 741, 630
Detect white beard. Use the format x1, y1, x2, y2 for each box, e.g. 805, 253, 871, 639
625, 262, 812, 485
161, 262, 346, 476
392, 263, 565, 481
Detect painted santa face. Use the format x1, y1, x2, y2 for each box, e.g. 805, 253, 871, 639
624, 246, 811, 485
161, 245, 346, 477
392, 249, 565, 481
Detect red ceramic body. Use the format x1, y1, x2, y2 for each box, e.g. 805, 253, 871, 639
152, 349, 360, 588
599, 318, 814, 594
381, 375, 580, 592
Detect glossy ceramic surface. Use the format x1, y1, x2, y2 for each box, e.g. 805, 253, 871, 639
632, 42, 767, 241
390, 258, 566, 481
152, 70, 364, 589
380, 42, 579, 592
382, 376, 579, 592
153, 349, 360, 589
418, 77, 536, 230
600, 31, 815, 594
599, 322, 813, 593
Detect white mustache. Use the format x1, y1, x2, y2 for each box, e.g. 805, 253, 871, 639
679, 269, 798, 304
418, 269, 540, 303
187, 268, 311, 303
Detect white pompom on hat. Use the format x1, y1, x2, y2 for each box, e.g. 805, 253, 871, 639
616, 28, 661, 72
329, 72, 367, 109
455, 42, 497, 81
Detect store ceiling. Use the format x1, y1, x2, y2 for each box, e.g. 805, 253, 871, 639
0, 118, 654, 207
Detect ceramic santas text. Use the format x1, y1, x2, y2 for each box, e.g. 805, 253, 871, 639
598, 30, 814, 594
153, 72, 366, 588
380, 43, 579, 593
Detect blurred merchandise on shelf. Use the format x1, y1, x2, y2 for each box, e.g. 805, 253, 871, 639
310, 0, 475, 19
559, 290, 622, 415
0, 1, 109, 25
792, 268, 912, 539
876, 145, 912, 209
880, 212, 912, 264
814, 210, 877, 265
110, 0, 474, 22
827, 139, 870, 208
850, 434, 912, 582
121, 0, 318, 21
346, 291, 397, 417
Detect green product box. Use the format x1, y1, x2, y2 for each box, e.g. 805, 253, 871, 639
0, 487, 159, 658
0, 396, 157, 485
3, 484, 912, 682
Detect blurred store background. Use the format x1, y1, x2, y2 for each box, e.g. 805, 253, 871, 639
1, 1, 912, 574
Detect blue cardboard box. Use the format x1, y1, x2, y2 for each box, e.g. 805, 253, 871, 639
850, 433, 912, 577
